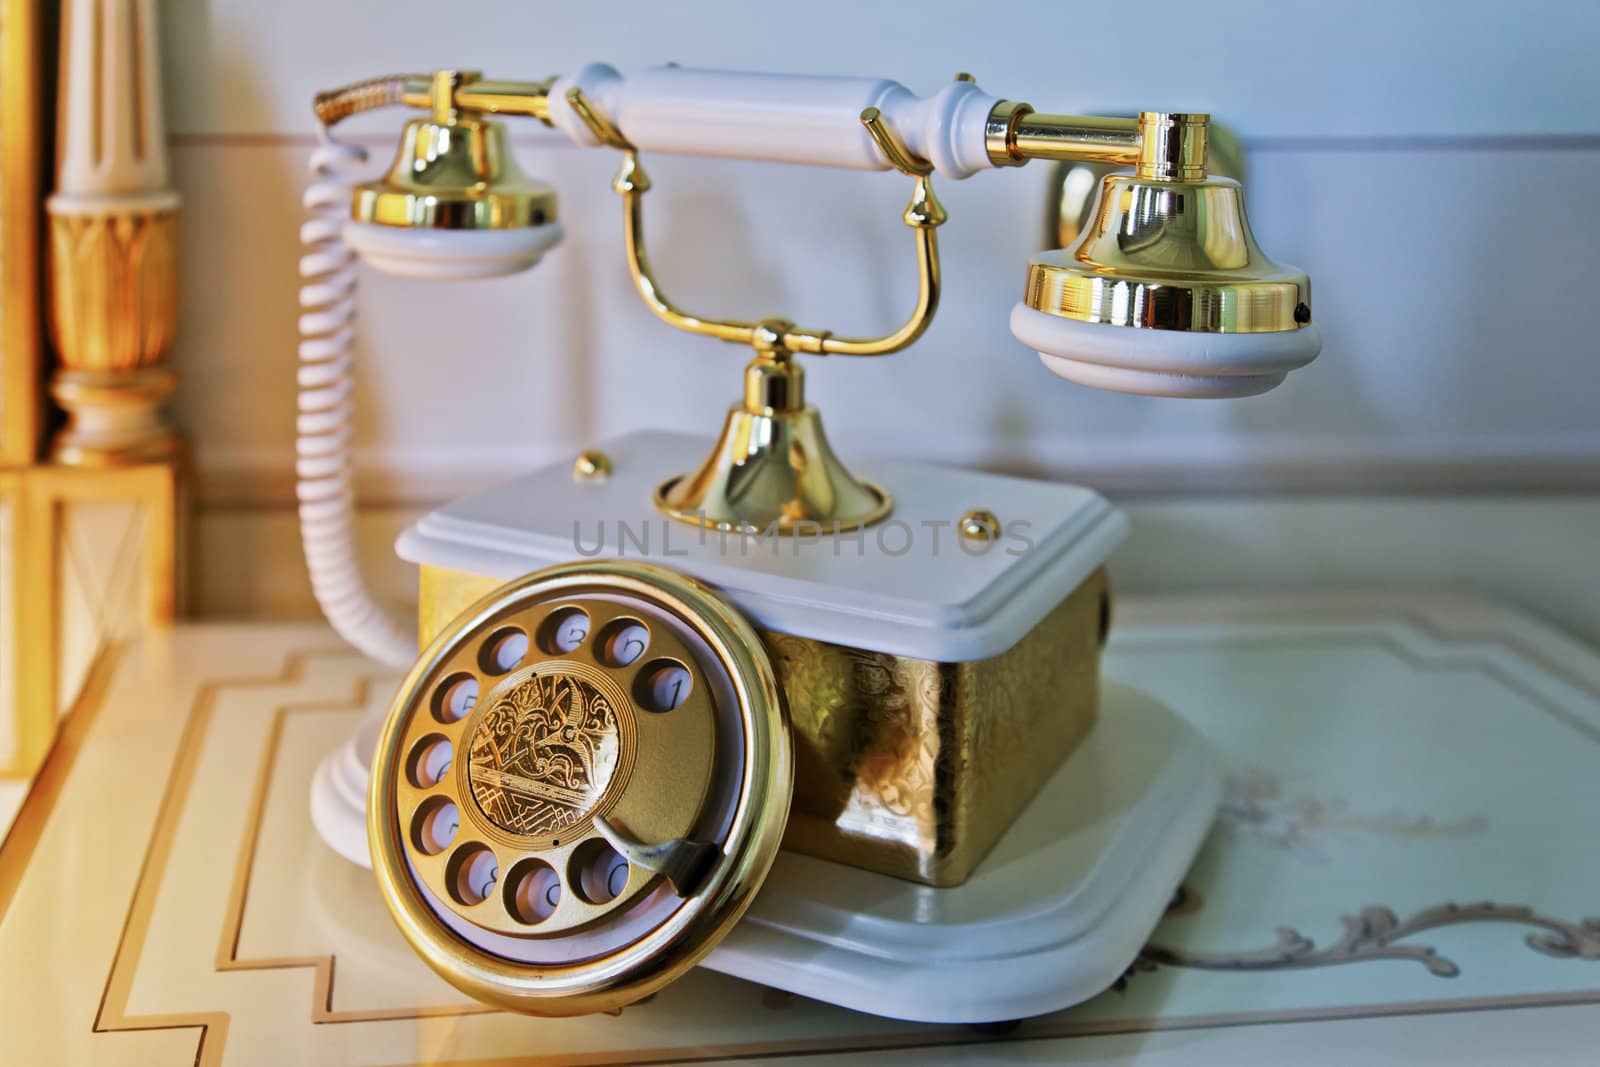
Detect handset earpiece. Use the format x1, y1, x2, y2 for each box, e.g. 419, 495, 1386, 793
1011, 112, 1320, 399
343, 108, 563, 279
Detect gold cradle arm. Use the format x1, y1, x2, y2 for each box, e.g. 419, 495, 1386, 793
614, 152, 757, 347
565, 88, 945, 360
817, 107, 945, 357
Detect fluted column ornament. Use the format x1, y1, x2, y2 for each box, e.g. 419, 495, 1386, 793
46, 0, 180, 465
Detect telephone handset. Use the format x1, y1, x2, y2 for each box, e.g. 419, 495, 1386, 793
301, 62, 1320, 1021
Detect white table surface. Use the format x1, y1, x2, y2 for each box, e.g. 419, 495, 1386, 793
1, 589, 1596, 1064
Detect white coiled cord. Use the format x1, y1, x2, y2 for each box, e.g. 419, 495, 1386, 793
296, 134, 414, 668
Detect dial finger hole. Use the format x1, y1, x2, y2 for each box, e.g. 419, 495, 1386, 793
596, 618, 651, 668
479, 626, 530, 675
432, 673, 479, 724
406, 734, 454, 789
410, 796, 459, 856
447, 843, 499, 907
504, 857, 562, 925
634, 659, 692, 713
537, 606, 591, 656
570, 838, 630, 905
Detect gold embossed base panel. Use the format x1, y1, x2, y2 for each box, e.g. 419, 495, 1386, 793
420, 566, 1109, 886
5, 604, 1600, 1063
771, 568, 1106, 885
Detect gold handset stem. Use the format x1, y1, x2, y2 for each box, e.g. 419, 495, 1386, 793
313, 71, 557, 128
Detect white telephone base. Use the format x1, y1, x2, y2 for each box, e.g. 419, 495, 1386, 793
310, 431, 1222, 1022
314, 678, 1219, 1023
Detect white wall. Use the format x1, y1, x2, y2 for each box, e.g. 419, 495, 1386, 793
156, 0, 1600, 507
152, 2, 1600, 637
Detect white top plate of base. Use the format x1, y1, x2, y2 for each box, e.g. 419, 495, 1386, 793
397, 430, 1128, 663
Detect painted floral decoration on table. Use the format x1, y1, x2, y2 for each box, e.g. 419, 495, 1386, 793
1113, 768, 1600, 985
1216, 769, 1488, 864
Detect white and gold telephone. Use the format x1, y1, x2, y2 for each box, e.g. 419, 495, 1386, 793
299, 63, 1319, 1022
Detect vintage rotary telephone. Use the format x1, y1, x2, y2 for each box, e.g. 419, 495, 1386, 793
300, 64, 1319, 1021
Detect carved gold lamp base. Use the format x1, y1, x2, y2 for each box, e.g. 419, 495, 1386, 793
49, 366, 180, 467
655, 352, 892, 533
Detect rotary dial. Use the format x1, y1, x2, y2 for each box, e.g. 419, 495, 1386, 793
368, 560, 791, 1015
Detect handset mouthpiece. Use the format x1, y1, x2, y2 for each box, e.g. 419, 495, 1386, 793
1012, 125, 1319, 399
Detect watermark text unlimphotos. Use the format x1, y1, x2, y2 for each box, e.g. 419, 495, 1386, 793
572, 515, 1035, 559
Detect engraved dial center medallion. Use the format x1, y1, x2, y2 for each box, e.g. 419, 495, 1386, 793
466, 669, 630, 840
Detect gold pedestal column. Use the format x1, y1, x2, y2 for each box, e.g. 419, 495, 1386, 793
0, 0, 185, 779
46, 0, 181, 467
46, 203, 181, 465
